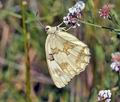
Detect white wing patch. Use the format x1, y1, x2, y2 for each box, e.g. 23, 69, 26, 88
45, 31, 90, 88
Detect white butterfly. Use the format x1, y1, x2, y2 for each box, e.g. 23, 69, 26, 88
45, 26, 90, 88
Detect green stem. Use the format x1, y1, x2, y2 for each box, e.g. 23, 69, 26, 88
20, 1, 31, 102
78, 20, 120, 33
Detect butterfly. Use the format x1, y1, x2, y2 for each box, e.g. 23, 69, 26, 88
45, 25, 90, 88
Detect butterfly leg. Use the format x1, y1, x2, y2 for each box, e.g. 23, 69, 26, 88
64, 26, 73, 31
57, 22, 64, 27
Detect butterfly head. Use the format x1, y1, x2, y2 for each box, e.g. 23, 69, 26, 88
45, 25, 58, 34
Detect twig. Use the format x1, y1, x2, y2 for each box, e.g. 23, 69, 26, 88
78, 20, 120, 33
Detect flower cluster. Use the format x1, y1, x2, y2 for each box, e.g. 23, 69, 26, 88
110, 52, 120, 72
99, 4, 111, 19
98, 90, 112, 102
63, 1, 85, 28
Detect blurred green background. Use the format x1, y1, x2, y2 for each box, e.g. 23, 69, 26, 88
0, 0, 120, 102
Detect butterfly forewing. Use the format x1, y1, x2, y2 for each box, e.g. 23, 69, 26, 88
45, 35, 71, 88
45, 27, 90, 88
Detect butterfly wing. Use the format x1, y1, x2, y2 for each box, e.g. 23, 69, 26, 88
45, 35, 71, 88
45, 31, 90, 88
57, 31, 90, 72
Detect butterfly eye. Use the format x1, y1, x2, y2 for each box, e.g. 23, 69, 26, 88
45, 26, 50, 31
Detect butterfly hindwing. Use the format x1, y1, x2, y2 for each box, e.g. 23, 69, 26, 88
45, 30, 90, 88
57, 31, 90, 73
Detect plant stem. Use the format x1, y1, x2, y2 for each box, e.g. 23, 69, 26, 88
78, 20, 120, 33
20, 1, 31, 102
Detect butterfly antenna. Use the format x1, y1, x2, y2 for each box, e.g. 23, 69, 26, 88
36, 12, 45, 29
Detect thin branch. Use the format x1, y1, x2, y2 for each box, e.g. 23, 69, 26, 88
78, 20, 120, 33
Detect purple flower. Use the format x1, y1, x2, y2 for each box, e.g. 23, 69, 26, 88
99, 4, 111, 19
63, 1, 85, 28
63, 14, 80, 28
98, 90, 112, 102
110, 52, 120, 72
111, 52, 120, 62
110, 62, 120, 72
